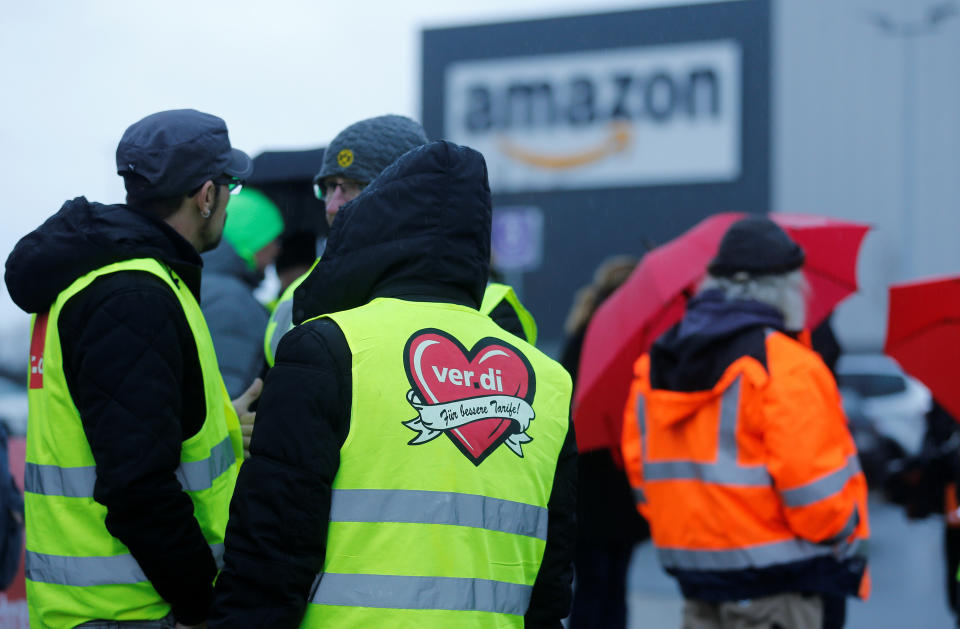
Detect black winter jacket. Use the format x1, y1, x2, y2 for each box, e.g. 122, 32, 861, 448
209, 142, 577, 628
4, 198, 218, 625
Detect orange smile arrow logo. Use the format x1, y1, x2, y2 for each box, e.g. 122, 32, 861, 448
498, 121, 633, 170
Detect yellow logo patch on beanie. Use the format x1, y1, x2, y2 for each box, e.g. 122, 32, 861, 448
337, 149, 354, 168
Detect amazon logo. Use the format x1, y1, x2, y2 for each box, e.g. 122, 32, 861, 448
460, 69, 721, 170
444, 40, 741, 188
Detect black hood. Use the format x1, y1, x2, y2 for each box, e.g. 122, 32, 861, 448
650, 289, 786, 391
5, 196, 202, 314
293, 141, 491, 324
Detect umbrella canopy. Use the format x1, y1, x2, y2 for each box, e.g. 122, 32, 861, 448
573, 211, 870, 455
885, 276, 960, 421
774, 213, 871, 329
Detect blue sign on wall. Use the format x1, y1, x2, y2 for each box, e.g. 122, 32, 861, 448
492, 206, 543, 273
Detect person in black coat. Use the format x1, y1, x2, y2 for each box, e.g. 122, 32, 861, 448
209, 141, 577, 628
5, 110, 255, 628
560, 255, 649, 629
884, 400, 960, 627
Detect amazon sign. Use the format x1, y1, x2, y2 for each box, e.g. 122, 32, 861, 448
444, 41, 741, 193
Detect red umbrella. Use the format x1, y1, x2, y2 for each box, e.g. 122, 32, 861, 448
573, 212, 870, 455
774, 213, 871, 329
885, 276, 960, 421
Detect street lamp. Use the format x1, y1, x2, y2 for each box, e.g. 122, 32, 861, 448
867, 2, 958, 280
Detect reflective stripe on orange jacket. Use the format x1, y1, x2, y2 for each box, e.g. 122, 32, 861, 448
622, 330, 870, 600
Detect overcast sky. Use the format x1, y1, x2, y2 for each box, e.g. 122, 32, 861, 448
0, 0, 730, 346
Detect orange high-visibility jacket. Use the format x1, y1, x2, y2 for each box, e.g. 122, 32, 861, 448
622, 329, 870, 600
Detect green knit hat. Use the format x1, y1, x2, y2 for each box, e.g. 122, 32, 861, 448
223, 188, 284, 269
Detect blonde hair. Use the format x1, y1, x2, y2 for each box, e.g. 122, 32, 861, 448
564, 255, 639, 335
699, 269, 808, 331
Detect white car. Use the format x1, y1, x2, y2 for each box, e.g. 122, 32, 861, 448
835, 353, 932, 485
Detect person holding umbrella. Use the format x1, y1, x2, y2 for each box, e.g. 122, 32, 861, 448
885, 275, 960, 628
560, 255, 648, 629
621, 215, 870, 629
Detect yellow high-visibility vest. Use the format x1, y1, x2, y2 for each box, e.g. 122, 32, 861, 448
25, 258, 242, 628
300, 297, 570, 628
480, 282, 538, 345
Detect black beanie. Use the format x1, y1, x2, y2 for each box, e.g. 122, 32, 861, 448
707, 215, 805, 277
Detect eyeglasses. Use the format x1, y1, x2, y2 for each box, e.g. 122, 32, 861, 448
313, 178, 365, 201
212, 175, 245, 196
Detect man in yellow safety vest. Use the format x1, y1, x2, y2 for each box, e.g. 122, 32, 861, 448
210, 141, 577, 628
5, 109, 255, 628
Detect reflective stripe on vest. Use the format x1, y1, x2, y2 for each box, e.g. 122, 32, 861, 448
636, 377, 771, 486
26, 544, 225, 587
657, 538, 835, 571
25, 436, 236, 497
330, 489, 548, 540
265, 297, 294, 367
825, 508, 860, 545
780, 455, 862, 508
310, 573, 532, 615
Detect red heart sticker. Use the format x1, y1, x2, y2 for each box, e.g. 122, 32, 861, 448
404, 330, 537, 465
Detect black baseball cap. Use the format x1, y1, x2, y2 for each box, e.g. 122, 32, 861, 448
116, 109, 253, 200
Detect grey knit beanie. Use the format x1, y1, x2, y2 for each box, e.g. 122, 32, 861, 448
314, 115, 428, 185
